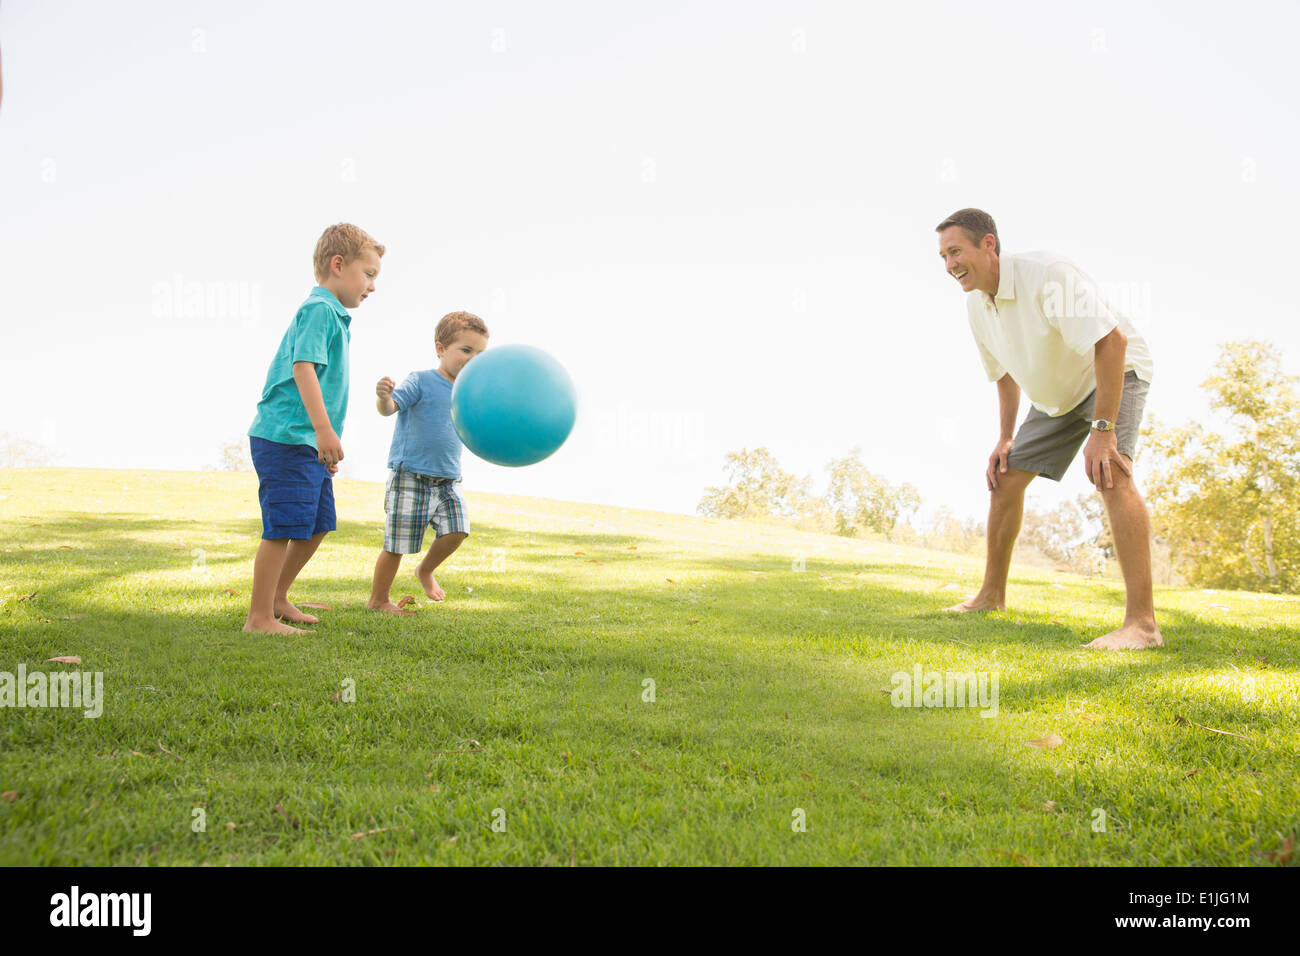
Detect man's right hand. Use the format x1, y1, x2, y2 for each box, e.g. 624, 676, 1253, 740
986, 438, 1015, 491
316, 426, 344, 468
376, 376, 395, 400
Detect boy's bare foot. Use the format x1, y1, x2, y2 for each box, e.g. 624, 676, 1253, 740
243, 615, 305, 635
416, 567, 446, 601
1083, 622, 1163, 650
366, 599, 417, 616
274, 600, 319, 625
945, 595, 1005, 612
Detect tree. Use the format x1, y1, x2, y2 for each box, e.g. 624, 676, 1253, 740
0, 433, 55, 468
1143, 340, 1300, 592
698, 447, 811, 520
214, 437, 253, 473
1019, 493, 1112, 571
823, 448, 921, 537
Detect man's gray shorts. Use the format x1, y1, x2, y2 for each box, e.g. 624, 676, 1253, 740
1007, 371, 1150, 482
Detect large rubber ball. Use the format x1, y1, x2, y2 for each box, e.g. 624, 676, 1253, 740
450, 344, 577, 467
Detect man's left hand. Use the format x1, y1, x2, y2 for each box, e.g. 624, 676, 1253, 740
1083, 430, 1129, 489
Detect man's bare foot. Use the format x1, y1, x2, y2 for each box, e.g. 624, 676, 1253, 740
274, 600, 319, 625
1083, 622, 1163, 650
243, 615, 305, 635
415, 567, 446, 602
945, 596, 1005, 613
366, 599, 417, 616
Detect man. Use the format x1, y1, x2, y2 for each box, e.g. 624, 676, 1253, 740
936, 208, 1161, 650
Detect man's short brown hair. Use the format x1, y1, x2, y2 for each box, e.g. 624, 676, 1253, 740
435, 311, 489, 347
313, 223, 386, 283
935, 208, 1000, 256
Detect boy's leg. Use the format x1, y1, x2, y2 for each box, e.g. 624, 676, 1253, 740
416, 481, 470, 601
244, 538, 303, 634
416, 532, 467, 601
367, 550, 415, 615
275, 530, 328, 623
368, 468, 424, 614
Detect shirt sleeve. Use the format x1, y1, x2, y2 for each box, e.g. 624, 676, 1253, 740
391, 372, 422, 412
1038, 261, 1119, 356
289, 301, 335, 368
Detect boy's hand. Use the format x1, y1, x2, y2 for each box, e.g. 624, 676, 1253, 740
315, 426, 344, 467
376, 376, 396, 400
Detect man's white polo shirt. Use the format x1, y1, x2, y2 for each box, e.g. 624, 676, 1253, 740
966, 251, 1154, 417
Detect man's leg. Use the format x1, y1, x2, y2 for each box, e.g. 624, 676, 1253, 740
1083, 460, 1162, 650
244, 538, 302, 634
416, 532, 467, 601
948, 467, 1037, 612
272, 531, 328, 623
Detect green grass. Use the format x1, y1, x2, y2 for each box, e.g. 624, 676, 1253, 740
1, 467, 1296, 865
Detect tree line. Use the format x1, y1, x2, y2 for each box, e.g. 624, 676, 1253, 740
699, 340, 1299, 594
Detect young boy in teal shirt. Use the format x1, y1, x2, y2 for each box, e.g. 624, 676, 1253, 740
366, 311, 489, 615
243, 223, 385, 634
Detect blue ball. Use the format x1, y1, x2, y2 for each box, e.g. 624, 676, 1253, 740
450, 345, 576, 467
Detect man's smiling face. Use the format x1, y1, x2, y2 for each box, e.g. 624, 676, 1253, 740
938, 225, 997, 295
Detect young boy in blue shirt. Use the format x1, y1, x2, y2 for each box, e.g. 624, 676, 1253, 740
366, 311, 489, 615
243, 223, 385, 634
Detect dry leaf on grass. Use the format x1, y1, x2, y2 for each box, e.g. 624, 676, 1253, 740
222, 588, 238, 596
1182, 769, 1201, 780
1028, 734, 1063, 750
995, 849, 1037, 866
1043, 800, 1060, 813
157, 741, 184, 762
1076, 713, 1100, 724
1174, 714, 1249, 740
1, 791, 17, 803
45, 656, 82, 665
17, 592, 37, 602
350, 826, 400, 841
1258, 836, 1294, 865
396, 595, 417, 608
273, 802, 300, 828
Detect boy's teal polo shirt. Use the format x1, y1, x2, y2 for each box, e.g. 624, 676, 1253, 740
249, 287, 352, 450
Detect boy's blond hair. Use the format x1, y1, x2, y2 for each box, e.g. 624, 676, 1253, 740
313, 223, 386, 283
435, 311, 489, 347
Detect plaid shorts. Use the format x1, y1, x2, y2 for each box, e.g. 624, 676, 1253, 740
383, 468, 470, 554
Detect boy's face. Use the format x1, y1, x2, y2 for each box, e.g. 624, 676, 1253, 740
436, 330, 488, 380
329, 248, 381, 308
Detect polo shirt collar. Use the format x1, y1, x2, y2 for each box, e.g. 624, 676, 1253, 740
993, 255, 1016, 302
310, 286, 352, 326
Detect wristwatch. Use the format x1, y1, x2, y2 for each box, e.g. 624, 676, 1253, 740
1091, 419, 1116, 432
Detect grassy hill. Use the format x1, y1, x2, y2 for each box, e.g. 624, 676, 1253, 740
0, 468, 1296, 865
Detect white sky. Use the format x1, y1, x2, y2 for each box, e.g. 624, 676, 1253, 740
2, 0, 1298, 523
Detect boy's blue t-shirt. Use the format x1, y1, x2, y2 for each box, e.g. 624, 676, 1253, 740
248, 287, 352, 449
387, 369, 463, 479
